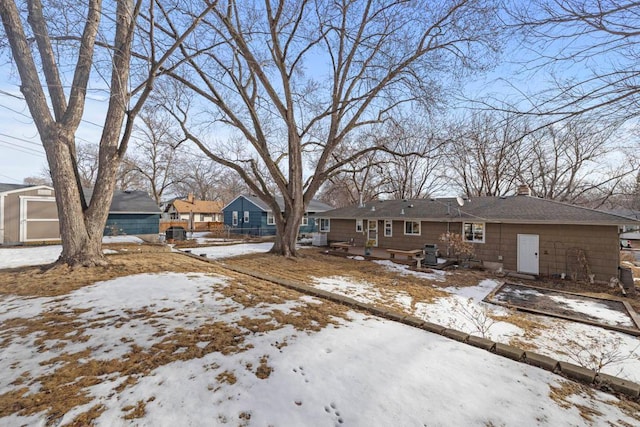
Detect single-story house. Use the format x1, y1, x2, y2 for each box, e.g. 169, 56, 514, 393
103, 190, 162, 239
0, 183, 161, 244
222, 194, 333, 236
316, 186, 640, 282
163, 194, 224, 231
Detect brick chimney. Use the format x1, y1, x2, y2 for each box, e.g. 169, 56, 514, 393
517, 184, 531, 196
187, 192, 194, 203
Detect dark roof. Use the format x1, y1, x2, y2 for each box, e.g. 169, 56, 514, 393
607, 208, 640, 221
225, 194, 333, 213
0, 183, 160, 214
0, 183, 40, 193
109, 190, 161, 214
83, 188, 161, 214
317, 196, 640, 226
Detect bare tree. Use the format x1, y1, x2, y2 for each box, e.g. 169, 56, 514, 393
318, 149, 389, 208
378, 118, 449, 199
448, 111, 528, 197
126, 110, 184, 204
171, 152, 249, 202
0, 0, 214, 266
164, 0, 501, 256
509, 0, 640, 124
519, 119, 632, 207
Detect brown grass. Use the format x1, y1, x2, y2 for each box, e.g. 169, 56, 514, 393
223, 249, 454, 313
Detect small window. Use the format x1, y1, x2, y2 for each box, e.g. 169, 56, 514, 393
200, 214, 205, 221
463, 222, 485, 243
319, 218, 330, 232
232, 211, 238, 226
404, 220, 420, 236
301, 213, 309, 226
356, 219, 363, 233
244, 211, 250, 223
384, 220, 392, 237
267, 212, 275, 225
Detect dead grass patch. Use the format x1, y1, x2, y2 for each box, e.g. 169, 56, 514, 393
224, 250, 451, 312
255, 355, 272, 379
122, 400, 147, 420
549, 380, 596, 410
216, 371, 237, 385
614, 398, 640, 423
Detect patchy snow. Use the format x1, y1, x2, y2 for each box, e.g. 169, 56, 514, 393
0, 236, 146, 269
179, 242, 274, 259
312, 274, 640, 382
102, 235, 145, 244
314, 276, 385, 305
1, 245, 640, 425
1, 270, 637, 426
548, 294, 635, 327
372, 259, 447, 281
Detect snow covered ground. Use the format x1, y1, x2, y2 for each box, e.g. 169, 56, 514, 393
178, 242, 274, 259
1, 246, 639, 426
313, 262, 640, 383
0, 236, 145, 269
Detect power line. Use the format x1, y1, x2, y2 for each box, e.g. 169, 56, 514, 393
0, 173, 23, 183
0, 90, 105, 129
0, 132, 41, 147
0, 139, 46, 157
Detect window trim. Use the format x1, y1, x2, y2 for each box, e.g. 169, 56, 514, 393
267, 212, 275, 225
232, 211, 238, 226
356, 219, 363, 233
404, 220, 421, 236
463, 222, 485, 243
301, 213, 309, 226
243, 211, 250, 223
384, 220, 393, 237
319, 218, 330, 232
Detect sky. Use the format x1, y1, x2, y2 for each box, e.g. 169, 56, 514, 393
0, 1, 637, 190
1, 241, 639, 425
0, 81, 108, 184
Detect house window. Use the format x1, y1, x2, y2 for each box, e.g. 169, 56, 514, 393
232, 211, 238, 226
301, 213, 309, 226
463, 222, 485, 243
267, 212, 275, 225
244, 211, 249, 223
319, 218, 330, 232
404, 220, 420, 236
384, 220, 392, 237
200, 214, 205, 222
356, 219, 363, 233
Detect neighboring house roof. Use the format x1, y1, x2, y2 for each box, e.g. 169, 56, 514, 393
317, 196, 640, 226
223, 194, 333, 213
0, 184, 54, 194
171, 199, 223, 214
607, 208, 640, 221
109, 190, 162, 214
0, 183, 160, 214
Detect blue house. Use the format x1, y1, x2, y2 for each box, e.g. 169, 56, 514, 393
222, 194, 333, 236
102, 190, 161, 237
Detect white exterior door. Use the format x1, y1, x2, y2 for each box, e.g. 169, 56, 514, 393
517, 234, 539, 275
367, 220, 378, 247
